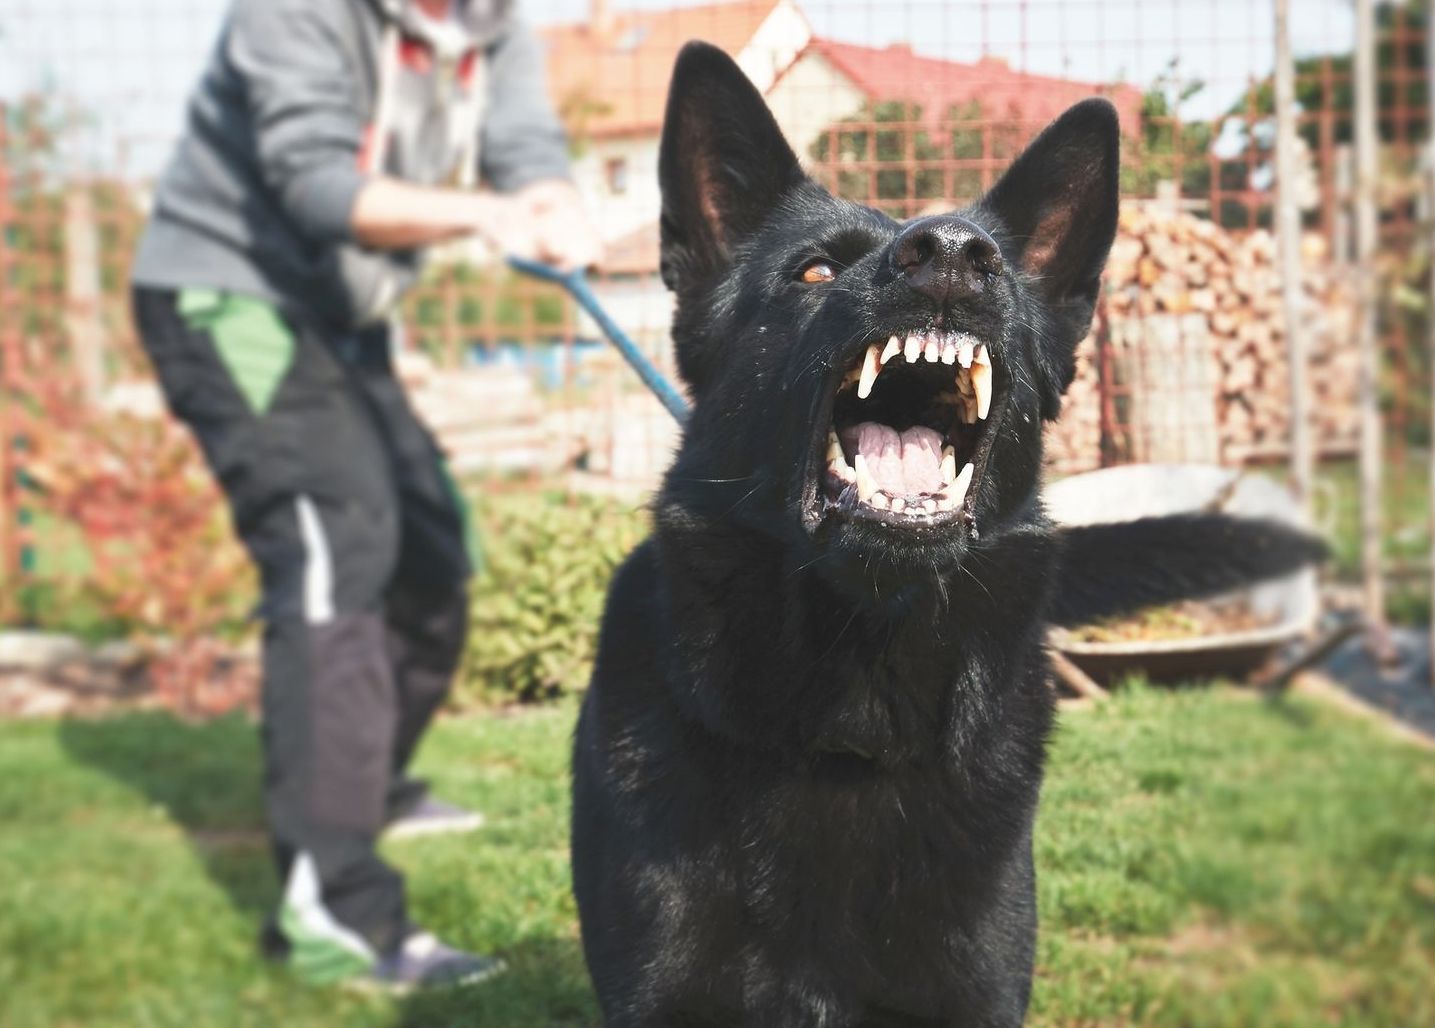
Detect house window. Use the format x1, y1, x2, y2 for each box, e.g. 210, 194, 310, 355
605, 157, 629, 195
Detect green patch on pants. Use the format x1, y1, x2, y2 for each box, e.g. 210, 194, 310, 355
179, 288, 295, 415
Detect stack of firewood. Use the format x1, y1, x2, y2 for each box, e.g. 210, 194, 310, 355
1046, 203, 1359, 472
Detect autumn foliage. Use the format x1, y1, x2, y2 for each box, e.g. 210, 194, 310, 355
16, 358, 259, 716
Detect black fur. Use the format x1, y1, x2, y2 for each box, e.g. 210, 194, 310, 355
571, 42, 1324, 1027
1049, 514, 1327, 628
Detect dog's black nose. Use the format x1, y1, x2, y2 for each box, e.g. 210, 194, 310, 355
890, 216, 1003, 307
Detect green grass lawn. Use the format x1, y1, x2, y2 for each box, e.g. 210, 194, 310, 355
1, 687, 1433, 1027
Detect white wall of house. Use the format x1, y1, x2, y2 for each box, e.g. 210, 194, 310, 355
738, 0, 812, 92
765, 49, 868, 166
571, 135, 664, 246
572, 0, 814, 249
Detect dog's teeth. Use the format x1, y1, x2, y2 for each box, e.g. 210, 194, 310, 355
870, 492, 891, 511
958, 339, 975, 368
827, 431, 853, 480
941, 339, 958, 365
854, 453, 878, 502
857, 344, 881, 400
904, 333, 922, 363
971, 347, 992, 420
882, 335, 901, 364
921, 497, 937, 513
953, 461, 975, 504
923, 333, 940, 363
891, 496, 906, 513
941, 446, 956, 483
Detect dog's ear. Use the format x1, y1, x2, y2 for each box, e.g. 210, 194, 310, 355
658, 41, 806, 298
981, 99, 1119, 419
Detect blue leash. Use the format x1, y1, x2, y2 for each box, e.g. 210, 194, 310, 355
507, 256, 690, 424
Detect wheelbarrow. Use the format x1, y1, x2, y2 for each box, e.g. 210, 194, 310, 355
1044, 464, 1321, 683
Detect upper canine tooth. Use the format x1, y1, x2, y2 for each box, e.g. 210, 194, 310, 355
854, 453, 878, 502
857, 344, 881, 399
827, 430, 845, 464
923, 333, 940, 363
971, 359, 992, 420
904, 333, 922, 363
958, 339, 975, 368
882, 336, 901, 364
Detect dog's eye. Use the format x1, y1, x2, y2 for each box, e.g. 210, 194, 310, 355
797, 260, 837, 284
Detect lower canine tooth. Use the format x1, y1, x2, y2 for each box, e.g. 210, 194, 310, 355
941, 447, 956, 483
854, 453, 878, 502
953, 461, 975, 503
857, 344, 880, 399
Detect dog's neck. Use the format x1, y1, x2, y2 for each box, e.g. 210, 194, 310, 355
650, 497, 1060, 765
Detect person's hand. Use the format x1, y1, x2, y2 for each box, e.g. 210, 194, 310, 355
515, 178, 603, 273
465, 191, 540, 261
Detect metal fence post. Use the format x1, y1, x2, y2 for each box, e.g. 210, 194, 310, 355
1274, 0, 1313, 518
1354, 0, 1391, 660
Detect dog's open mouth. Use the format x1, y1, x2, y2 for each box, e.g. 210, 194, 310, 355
820, 331, 994, 522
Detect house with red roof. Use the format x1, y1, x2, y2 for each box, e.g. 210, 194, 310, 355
544, 0, 814, 252
771, 40, 1142, 152
539, 1, 1143, 352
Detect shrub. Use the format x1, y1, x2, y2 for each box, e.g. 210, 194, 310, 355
19, 371, 259, 716
458, 488, 650, 705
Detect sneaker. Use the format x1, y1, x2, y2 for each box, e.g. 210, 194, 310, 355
384, 795, 486, 840
360, 931, 507, 994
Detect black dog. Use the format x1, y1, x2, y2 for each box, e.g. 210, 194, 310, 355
571, 43, 1322, 1027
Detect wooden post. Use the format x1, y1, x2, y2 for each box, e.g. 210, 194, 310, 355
63, 185, 106, 405
0, 105, 17, 612
1353, 0, 1391, 659
1426, 9, 1434, 683
1274, 0, 1313, 516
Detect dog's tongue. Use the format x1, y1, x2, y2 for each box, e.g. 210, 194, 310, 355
840, 422, 944, 496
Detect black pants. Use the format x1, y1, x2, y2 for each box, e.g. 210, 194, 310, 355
133, 287, 472, 955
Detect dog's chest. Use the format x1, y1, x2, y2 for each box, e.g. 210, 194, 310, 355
731, 763, 1006, 970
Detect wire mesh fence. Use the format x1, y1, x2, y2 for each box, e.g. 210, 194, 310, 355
1, 0, 1431, 634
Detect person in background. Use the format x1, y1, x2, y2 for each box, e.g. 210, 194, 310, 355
130, 0, 600, 991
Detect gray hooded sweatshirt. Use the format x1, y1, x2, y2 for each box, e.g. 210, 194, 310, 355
132, 0, 571, 330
